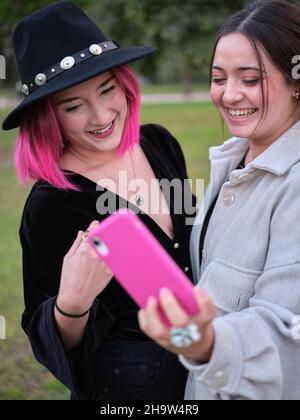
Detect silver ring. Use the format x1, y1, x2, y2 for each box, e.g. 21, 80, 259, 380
170, 323, 202, 348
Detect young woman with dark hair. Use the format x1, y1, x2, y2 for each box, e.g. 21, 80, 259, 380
139, 0, 300, 400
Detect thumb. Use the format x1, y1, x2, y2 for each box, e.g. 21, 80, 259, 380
87, 220, 100, 231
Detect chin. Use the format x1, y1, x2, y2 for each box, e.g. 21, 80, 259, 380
226, 122, 258, 139
229, 128, 252, 138
99, 138, 122, 152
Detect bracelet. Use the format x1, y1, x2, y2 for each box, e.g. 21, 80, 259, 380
55, 300, 90, 318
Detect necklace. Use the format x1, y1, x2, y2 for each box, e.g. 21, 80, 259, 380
95, 152, 144, 207
129, 152, 144, 207
67, 147, 145, 207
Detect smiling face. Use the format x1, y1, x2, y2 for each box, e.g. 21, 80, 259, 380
52, 72, 128, 155
210, 33, 298, 144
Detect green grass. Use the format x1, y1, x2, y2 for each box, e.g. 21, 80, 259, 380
0, 102, 227, 400
141, 102, 226, 182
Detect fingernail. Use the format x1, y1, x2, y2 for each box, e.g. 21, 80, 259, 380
148, 296, 156, 307
160, 288, 170, 297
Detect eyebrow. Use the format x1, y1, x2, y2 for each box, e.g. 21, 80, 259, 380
212, 66, 261, 72
55, 76, 115, 105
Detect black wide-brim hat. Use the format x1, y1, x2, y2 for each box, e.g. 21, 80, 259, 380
2, 1, 157, 131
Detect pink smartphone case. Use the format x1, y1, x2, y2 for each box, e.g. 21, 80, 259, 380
88, 209, 198, 326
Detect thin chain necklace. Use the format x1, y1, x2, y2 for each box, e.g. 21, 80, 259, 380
128, 152, 145, 207
67, 147, 145, 207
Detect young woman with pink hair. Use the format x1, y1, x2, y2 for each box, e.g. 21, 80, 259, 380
2, 2, 196, 400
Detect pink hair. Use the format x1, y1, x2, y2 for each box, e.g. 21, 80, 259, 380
15, 65, 141, 191
112, 65, 141, 155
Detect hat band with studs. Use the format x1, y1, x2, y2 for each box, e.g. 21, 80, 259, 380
21, 40, 119, 97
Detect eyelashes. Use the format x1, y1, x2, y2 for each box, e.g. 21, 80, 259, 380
243, 79, 259, 85
211, 78, 260, 86
65, 105, 81, 112
65, 85, 116, 112
101, 85, 116, 95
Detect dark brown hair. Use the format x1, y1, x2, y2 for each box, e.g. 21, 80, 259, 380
210, 0, 300, 126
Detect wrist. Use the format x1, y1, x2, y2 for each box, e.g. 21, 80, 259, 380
56, 295, 92, 316
187, 325, 215, 363
55, 299, 91, 318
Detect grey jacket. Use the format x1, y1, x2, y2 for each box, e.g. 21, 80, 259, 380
180, 121, 300, 400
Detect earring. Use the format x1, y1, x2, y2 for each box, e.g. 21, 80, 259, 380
295, 89, 300, 101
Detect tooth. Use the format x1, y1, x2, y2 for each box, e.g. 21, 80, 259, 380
91, 122, 113, 134
229, 108, 256, 117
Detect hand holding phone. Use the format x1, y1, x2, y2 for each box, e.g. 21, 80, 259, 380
88, 209, 198, 326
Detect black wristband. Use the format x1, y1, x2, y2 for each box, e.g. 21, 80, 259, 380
55, 300, 90, 318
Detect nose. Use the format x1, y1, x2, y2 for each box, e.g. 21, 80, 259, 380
88, 103, 112, 128
222, 80, 244, 104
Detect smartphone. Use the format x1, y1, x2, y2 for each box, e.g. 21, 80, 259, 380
88, 209, 198, 326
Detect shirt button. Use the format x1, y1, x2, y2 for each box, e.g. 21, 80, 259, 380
173, 243, 180, 249
213, 371, 228, 389
184, 267, 190, 273
223, 192, 235, 206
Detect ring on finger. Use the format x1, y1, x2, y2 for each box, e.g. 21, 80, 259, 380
82, 230, 90, 243
170, 323, 202, 348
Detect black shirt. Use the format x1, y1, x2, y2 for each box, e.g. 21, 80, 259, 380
19, 124, 196, 399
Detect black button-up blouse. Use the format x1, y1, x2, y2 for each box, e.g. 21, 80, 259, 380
19, 124, 196, 399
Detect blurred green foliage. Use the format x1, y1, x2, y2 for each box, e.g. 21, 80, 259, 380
1, 0, 300, 88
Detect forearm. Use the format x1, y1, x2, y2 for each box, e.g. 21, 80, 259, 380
54, 300, 90, 350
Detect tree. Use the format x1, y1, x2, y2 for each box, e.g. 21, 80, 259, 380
0, 0, 90, 84
86, 0, 252, 89
1, 0, 300, 88
86, 0, 300, 89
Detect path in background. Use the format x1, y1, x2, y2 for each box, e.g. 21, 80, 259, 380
0, 97, 19, 109
142, 92, 211, 103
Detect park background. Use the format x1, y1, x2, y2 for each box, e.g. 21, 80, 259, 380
0, 0, 299, 399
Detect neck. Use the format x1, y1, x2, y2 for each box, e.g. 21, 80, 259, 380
246, 117, 299, 165
66, 144, 121, 168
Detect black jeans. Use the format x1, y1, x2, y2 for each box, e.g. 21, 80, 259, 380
95, 340, 188, 400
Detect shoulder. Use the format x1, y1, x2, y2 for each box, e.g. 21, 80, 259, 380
277, 162, 300, 201
209, 136, 249, 160
141, 123, 173, 138
141, 123, 180, 148
20, 181, 72, 235
140, 123, 186, 164
24, 181, 69, 213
